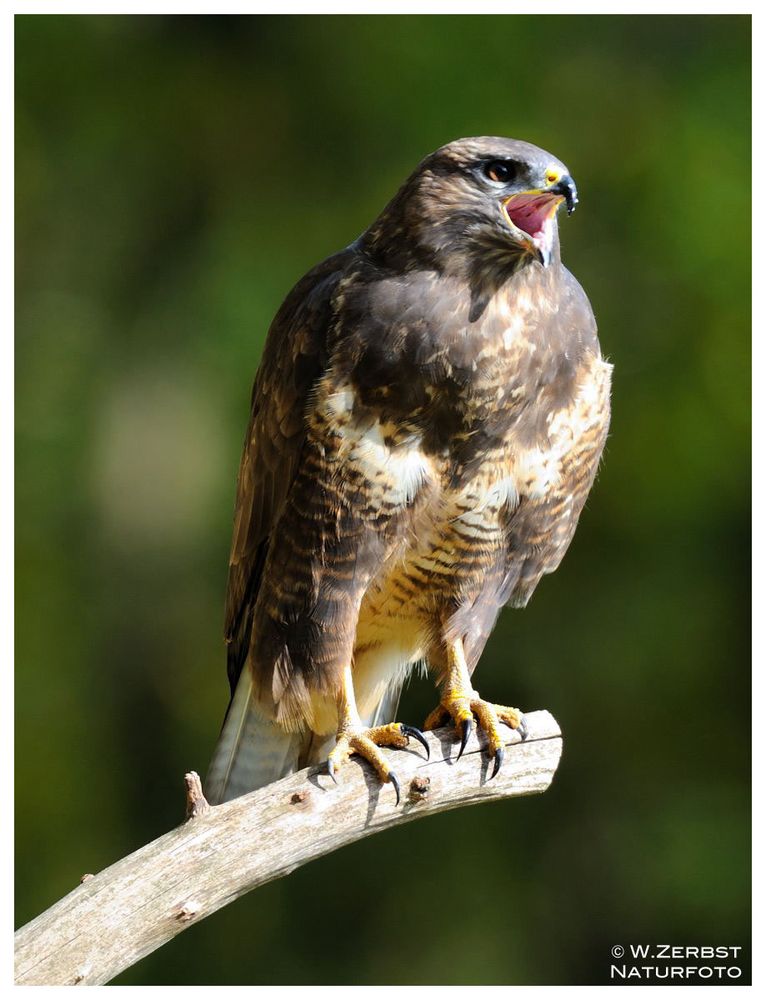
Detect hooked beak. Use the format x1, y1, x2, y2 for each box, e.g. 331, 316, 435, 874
550, 174, 578, 215
503, 173, 578, 267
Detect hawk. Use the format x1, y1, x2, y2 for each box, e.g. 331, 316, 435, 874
206, 136, 611, 805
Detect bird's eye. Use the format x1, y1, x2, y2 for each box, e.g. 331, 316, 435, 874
483, 160, 518, 184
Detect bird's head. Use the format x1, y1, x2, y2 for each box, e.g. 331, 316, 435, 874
363, 136, 578, 274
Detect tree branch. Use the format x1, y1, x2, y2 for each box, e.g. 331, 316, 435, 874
14, 709, 562, 985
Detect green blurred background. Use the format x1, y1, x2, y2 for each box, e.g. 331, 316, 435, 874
15, 14, 751, 986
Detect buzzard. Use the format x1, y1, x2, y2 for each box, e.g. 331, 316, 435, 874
206, 136, 611, 805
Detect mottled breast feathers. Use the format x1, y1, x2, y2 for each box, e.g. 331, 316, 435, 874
223, 242, 610, 722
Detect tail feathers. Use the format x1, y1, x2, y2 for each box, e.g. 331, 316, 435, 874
205, 672, 302, 805
206, 674, 407, 801
298, 730, 335, 769
365, 682, 403, 730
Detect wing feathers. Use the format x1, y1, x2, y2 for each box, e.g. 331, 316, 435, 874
222, 251, 352, 696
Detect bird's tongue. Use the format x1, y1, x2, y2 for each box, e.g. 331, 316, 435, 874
505, 192, 560, 240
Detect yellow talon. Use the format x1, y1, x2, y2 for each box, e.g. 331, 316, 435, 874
424, 638, 526, 773
326, 668, 429, 805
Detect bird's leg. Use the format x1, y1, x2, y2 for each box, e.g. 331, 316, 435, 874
423, 637, 526, 777
326, 665, 429, 804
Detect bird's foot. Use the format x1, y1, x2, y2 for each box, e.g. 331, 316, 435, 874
423, 693, 527, 778
326, 722, 429, 805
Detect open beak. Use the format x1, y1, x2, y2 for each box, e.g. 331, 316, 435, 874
503, 174, 578, 267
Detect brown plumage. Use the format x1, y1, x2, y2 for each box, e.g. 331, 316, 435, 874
206, 137, 611, 804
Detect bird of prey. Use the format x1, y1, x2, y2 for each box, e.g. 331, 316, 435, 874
206, 136, 611, 805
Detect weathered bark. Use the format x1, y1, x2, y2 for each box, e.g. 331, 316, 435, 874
15, 710, 562, 986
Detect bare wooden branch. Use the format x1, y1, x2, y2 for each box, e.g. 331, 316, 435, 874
14, 709, 562, 986
183, 770, 211, 820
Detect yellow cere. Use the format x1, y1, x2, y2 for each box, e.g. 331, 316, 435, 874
546, 168, 561, 185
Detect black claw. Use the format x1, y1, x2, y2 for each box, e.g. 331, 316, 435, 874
517, 716, 528, 742
491, 746, 504, 779
457, 717, 473, 759
401, 724, 430, 759
388, 771, 401, 806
